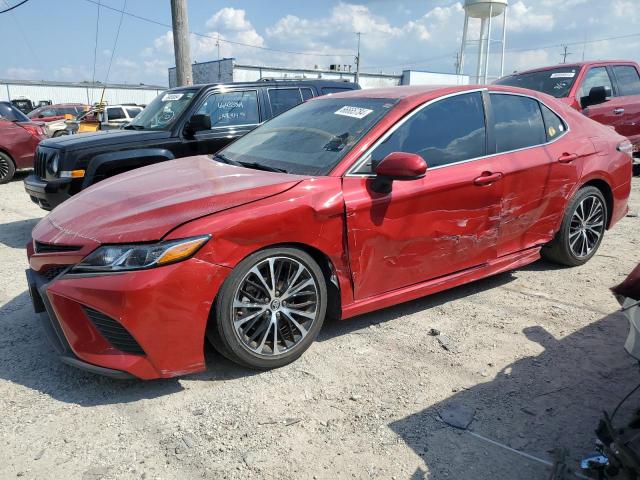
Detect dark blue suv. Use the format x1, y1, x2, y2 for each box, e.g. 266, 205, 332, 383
24, 79, 360, 210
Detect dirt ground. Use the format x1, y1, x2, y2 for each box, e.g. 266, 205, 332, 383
1, 172, 639, 480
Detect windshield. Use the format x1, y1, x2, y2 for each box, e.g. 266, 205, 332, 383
495, 66, 580, 98
218, 97, 396, 176
127, 89, 198, 130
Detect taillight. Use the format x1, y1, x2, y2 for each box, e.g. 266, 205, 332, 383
20, 123, 46, 138
617, 139, 634, 159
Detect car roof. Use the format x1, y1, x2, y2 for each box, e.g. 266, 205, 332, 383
169, 79, 359, 93
504, 60, 639, 77
311, 84, 558, 108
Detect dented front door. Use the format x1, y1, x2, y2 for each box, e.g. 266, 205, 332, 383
342, 158, 503, 301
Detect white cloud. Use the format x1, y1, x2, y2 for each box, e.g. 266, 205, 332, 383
53, 66, 90, 81
5, 67, 39, 79
508, 1, 554, 32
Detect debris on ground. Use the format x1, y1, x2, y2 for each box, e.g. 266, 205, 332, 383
438, 404, 475, 429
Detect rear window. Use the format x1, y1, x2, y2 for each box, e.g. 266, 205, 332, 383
0, 103, 29, 122
612, 65, 640, 96
495, 67, 579, 98
269, 88, 304, 116
126, 107, 142, 118
321, 87, 353, 95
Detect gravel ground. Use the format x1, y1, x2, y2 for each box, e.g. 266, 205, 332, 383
1, 172, 639, 480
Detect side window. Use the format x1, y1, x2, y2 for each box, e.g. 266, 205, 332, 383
126, 107, 142, 118
321, 87, 351, 95
578, 67, 613, 99
612, 66, 640, 96
301, 88, 314, 101
540, 104, 567, 142
196, 90, 260, 128
360, 92, 486, 172
269, 88, 303, 116
107, 107, 126, 120
491, 94, 546, 152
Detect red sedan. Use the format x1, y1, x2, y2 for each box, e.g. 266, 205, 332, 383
27, 103, 88, 123
0, 101, 47, 183
26, 85, 632, 379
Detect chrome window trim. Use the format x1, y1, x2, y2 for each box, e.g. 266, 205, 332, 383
344, 89, 571, 177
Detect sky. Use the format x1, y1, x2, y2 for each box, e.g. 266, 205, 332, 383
1, 0, 640, 87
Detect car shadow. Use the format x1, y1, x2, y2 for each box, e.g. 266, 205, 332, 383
0, 217, 42, 249
0, 290, 259, 406
388, 310, 638, 479
318, 271, 517, 342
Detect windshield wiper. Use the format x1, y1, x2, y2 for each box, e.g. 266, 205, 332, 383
239, 161, 288, 174
213, 153, 243, 167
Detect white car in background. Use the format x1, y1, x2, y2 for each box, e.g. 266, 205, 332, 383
48, 104, 144, 137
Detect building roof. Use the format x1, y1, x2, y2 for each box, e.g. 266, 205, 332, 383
0, 79, 166, 90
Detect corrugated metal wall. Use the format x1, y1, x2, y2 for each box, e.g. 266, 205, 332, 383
0, 82, 164, 106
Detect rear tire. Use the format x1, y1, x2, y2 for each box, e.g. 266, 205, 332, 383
208, 247, 327, 370
52, 130, 68, 138
0, 152, 16, 184
542, 186, 607, 266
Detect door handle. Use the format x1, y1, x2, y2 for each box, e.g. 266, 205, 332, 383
558, 153, 578, 163
614, 108, 625, 115
473, 172, 503, 186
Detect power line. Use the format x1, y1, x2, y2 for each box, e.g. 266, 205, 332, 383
79, 0, 354, 58
103, 0, 126, 86
90, 0, 101, 102
0, 0, 42, 70
0, 0, 28, 14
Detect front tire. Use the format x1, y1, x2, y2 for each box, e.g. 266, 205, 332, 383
0, 152, 16, 184
208, 247, 327, 369
542, 186, 607, 266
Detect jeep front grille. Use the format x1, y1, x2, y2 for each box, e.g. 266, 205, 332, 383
33, 146, 58, 179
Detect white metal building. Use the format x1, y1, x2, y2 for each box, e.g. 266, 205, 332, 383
169, 58, 469, 89
0, 79, 166, 106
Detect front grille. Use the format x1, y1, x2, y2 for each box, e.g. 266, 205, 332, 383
83, 307, 145, 355
34, 241, 81, 254
40, 265, 68, 280
33, 146, 58, 179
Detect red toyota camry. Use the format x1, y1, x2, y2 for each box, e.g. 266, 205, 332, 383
26, 85, 632, 379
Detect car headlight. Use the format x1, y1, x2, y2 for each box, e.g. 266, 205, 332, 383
71, 235, 210, 273
48, 153, 60, 175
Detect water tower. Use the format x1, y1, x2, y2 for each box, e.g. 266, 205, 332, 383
458, 0, 508, 84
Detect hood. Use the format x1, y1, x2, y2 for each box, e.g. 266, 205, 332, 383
40, 129, 171, 151
32, 156, 305, 245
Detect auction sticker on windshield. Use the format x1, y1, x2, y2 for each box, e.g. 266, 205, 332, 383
162, 93, 184, 102
334, 106, 373, 119
550, 72, 575, 78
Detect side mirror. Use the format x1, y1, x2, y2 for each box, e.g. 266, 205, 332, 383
371, 152, 427, 193
184, 114, 211, 136
580, 86, 610, 109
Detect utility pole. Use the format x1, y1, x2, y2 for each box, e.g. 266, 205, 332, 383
355, 32, 362, 84
560, 44, 572, 64
170, 0, 192, 86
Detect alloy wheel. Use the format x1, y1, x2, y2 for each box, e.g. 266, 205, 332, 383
569, 194, 605, 258
232, 256, 319, 356
0, 156, 9, 180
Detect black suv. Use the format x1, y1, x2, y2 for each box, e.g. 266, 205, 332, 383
24, 79, 359, 210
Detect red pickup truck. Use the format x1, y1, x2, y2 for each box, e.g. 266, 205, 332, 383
496, 60, 640, 173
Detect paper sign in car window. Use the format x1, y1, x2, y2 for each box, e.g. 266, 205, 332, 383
335, 106, 373, 119
550, 72, 575, 78
162, 93, 184, 102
